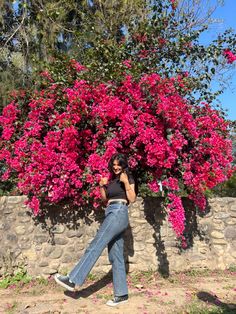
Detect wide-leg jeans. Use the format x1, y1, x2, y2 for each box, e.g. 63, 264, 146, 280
69, 203, 129, 296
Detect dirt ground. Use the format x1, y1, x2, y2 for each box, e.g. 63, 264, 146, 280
0, 269, 236, 314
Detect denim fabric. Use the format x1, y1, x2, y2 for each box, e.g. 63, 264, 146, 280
69, 203, 129, 296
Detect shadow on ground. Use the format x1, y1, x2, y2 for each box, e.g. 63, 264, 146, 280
64, 270, 113, 299
197, 291, 236, 313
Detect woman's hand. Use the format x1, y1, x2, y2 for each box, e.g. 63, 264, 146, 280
120, 171, 136, 203
119, 171, 129, 184
99, 177, 108, 187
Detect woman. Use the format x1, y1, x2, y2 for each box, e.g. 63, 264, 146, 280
54, 153, 136, 307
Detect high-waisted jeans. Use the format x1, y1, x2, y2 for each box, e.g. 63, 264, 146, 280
69, 203, 129, 296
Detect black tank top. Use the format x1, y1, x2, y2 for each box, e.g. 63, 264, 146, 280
106, 175, 135, 201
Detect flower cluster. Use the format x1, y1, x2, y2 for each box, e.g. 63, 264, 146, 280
0, 64, 233, 239
223, 49, 236, 64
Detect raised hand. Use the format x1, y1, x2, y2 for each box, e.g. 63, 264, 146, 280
99, 177, 108, 186
119, 171, 129, 184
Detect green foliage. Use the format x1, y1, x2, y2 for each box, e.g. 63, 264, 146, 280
0, 268, 32, 289
182, 301, 236, 314
207, 171, 236, 197
1, 1, 235, 109
227, 264, 236, 272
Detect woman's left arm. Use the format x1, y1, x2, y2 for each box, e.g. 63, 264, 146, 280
124, 182, 136, 203
120, 172, 136, 203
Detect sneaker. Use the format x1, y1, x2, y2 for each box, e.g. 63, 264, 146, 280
54, 274, 75, 292
106, 295, 128, 307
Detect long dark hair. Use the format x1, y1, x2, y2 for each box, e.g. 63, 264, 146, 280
108, 153, 130, 178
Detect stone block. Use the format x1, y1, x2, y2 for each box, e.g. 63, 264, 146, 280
130, 211, 140, 218
43, 267, 58, 275
23, 250, 37, 261
7, 196, 27, 204
51, 225, 65, 234
230, 240, 236, 249
231, 251, 236, 258
39, 261, 49, 267
34, 224, 46, 233
226, 218, 236, 225
14, 249, 22, 258
66, 246, 76, 253
145, 238, 155, 244
224, 226, 236, 240
35, 245, 42, 251
164, 240, 177, 247
214, 213, 230, 220
204, 211, 213, 218
50, 248, 63, 259
43, 246, 54, 257
19, 241, 31, 250
34, 235, 48, 244
0, 196, 6, 204
211, 231, 224, 239
230, 205, 236, 212
7, 234, 17, 242
61, 254, 73, 263
66, 230, 83, 238
19, 216, 31, 223
15, 225, 26, 235
132, 225, 144, 234
198, 247, 208, 254
133, 242, 146, 251
135, 219, 147, 224
54, 237, 69, 245
212, 245, 225, 255
211, 206, 222, 213
17, 211, 28, 217
26, 225, 34, 234
211, 239, 228, 245
3, 207, 13, 214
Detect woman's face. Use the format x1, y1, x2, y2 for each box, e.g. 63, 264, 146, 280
112, 159, 122, 175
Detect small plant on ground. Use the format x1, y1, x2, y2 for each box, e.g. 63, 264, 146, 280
0, 268, 32, 289
183, 268, 211, 277
227, 265, 236, 272
87, 273, 99, 281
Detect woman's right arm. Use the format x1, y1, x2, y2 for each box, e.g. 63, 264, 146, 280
99, 177, 108, 201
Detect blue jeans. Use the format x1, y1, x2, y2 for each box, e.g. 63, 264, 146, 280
69, 203, 129, 296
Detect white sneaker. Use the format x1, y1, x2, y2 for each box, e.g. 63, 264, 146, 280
106, 295, 128, 307
54, 274, 75, 292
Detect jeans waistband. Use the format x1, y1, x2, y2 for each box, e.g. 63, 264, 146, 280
108, 201, 127, 206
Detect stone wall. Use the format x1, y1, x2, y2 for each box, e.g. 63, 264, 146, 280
0, 196, 236, 277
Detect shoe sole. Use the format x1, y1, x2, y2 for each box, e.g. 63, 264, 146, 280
54, 274, 76, 292
106, 300, 128, 307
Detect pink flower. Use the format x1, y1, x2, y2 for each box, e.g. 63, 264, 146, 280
170, 0, 177, 10
223, 49, 236, 64
162, 177, 179, 191
26, 196, 40, 216
122, 59, 132, 69
70, 59, 87, 72
167, 193, 185, 237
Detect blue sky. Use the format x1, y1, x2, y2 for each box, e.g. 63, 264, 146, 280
200, 0, 236, 120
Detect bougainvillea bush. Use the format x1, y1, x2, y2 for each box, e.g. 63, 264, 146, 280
0, 59, 234, 242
